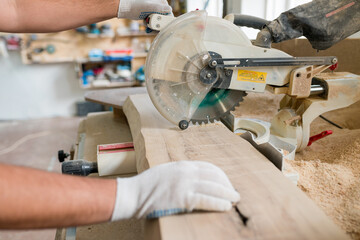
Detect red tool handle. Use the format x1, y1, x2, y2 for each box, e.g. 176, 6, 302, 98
329, 62, 338, 71
308, 130, 333, 146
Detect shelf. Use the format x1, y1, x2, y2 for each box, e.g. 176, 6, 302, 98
133, 52, 148, 58
81, 81, 137, 90
117, 32, 157, 38
24, 53, 148, 65
20, 19, 156, 65
75, 53, 148, 64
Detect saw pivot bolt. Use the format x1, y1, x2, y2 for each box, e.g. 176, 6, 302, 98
200, 66, 218, 85
210, 60, 218, 68
179, 120, 189, 130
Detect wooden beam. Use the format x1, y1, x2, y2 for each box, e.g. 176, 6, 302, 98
123, 94, 348, 240
84, 87, 147, 109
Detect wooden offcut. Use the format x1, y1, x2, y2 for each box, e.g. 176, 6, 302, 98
123, 94, 348, 240
84, 87, 147, 109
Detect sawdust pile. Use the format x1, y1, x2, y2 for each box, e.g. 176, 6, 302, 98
289, 117, 360, 240
236, 92, 360, 240
233, 91, 284, 122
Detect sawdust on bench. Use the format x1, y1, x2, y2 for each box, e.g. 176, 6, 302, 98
288, 118, 360, 240
235, 92, 360, 240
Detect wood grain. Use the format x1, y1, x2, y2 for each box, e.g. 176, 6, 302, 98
123, 94, 349, 240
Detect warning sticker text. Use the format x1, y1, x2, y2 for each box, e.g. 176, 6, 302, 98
237, 70, 267, 83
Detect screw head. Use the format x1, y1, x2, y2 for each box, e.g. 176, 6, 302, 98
179, 120, 189, 130
225, 70, 232, 77
156, 24, 161, 29
206, 73, 212, 78
157, 16, 162, 21
332, 58, 338, 64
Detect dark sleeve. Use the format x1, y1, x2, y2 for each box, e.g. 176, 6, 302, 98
266, 0, 360, 50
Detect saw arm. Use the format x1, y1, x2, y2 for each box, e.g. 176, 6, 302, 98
201, 56, 337, 95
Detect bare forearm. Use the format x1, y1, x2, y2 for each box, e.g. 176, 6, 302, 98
0, 163, 116, 229
0, 0, 119, 33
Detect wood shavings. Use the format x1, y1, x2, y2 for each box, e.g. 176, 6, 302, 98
288, 118, 360, 240
236, 92, 360, 240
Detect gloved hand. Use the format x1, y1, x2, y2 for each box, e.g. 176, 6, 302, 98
117, 0, 173, 20
111, 161, 240, 220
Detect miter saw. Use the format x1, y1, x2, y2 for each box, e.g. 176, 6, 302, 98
144, 11, 360, 173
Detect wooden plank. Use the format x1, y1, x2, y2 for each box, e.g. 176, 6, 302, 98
85, 87, 147, 109
123, 94, 349, 240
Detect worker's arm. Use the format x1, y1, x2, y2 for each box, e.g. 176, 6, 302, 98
255, 0, 360, 50
0, 161, 240, 229
0, 163, 116, 229
0, 0, 172, 33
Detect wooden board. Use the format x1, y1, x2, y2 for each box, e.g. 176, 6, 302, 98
122, 94, 349, 240
85, 87, 147, 109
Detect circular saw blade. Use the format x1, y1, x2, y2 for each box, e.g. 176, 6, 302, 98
191, 89, 247, 124
146, 11, 252, 127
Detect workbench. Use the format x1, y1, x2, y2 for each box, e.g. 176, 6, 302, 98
55, 87, 348, 240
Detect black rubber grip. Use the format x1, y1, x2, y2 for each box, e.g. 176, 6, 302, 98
232, 14, 270, 30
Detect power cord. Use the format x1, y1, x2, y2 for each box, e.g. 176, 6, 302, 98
319, 115, 343, 129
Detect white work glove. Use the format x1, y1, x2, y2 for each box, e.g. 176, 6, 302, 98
111, 161, 240, 220
117, 0, 173, 20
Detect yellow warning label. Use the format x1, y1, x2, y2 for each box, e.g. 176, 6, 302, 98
237, 70, 267, 83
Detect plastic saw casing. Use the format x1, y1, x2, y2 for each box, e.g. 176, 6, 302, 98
145, 11, 294, 126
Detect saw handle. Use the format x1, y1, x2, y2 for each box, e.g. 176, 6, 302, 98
225, 14, 270, 30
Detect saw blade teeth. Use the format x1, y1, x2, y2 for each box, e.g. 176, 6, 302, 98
191, 89, 247, 124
